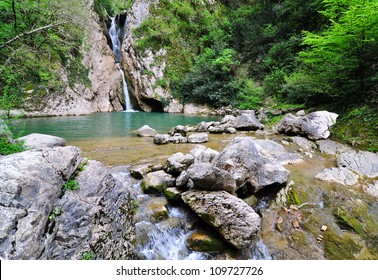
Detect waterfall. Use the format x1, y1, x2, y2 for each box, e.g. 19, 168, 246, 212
109, 16, 134, 111
117, 63, 134, 111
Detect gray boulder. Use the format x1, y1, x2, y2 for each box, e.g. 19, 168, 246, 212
172, 125, 188, 136
277, 111, 338, 140
137, 125, 158, 137
337, 150, 378, 178
291, 136, 317, 151
187, 133, 208, 143
153, 134, 170, 145
315, 167, 359, 186
317, 140, 351, 155
187, 163, 236, 193
165, 152, 194, 175
213, 137, 290, 193
254, 139, 303, 165
142, 170, 176, 194
189, 145, 219, 164
233, 114, 264, 131
18, 133, 66, 149
169, 133, 188, 144
181, 190, 261, 249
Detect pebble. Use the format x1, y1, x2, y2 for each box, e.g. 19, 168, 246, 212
292, 220, 300, 229
321, 225, 328, 232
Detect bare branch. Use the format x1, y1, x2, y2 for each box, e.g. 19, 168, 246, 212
0, 21, 69, 50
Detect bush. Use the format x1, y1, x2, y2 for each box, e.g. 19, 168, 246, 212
234, 79, 263, 110
0, 138, 25, 156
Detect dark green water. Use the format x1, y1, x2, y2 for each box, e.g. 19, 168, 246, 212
11, 112, 219, 141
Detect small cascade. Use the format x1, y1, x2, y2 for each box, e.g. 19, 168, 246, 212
117, 63, 134, 111
109, 15, 135, 111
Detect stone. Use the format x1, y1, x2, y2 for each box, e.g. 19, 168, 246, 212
277, 111, 338, 140
185, 230, 225, 252
176, 171, 189, 188
187, 133, 208, 143
254, 139, 303, 165
196, 121, 214, 132
213, 137, 290, 193
17, 133, 66, 149
137, 125, 158, 137
172, 125, 188, 136
292, 220, 300, 229
164, 187, 182, 201
315, 167, 359, 186
186, 163, 237, 193
321, 225, 328, 232
317, 140, 351, 155
183, 103, 212, 115
0, 146, 136, 260
189, 145, 219, 164
233, 114, 264, 131
169, 133, 188, 144
153, 134, 170, 145
181, 190, 261, 249
146, 197, 169, 222
221, 115, 236, 124
142, 170, 176, 194
362, 181, 378, 198
291, 136, 317, 151
165, 152, 194, 175
337, 150, 378, 178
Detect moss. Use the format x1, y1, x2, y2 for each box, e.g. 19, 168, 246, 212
286, 188, 303, 206
323, 230, 361, 260
289, 230, 309, 249
185, 230, 225, 252
333, 206, 364, 234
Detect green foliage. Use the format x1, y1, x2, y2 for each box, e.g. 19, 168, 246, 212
94, 0, 133, 20
49, 206, 62, 221
0, 138, 24, 155
234, 80, 263, 110
64, 180, 80, 191
82, 251, 95, 260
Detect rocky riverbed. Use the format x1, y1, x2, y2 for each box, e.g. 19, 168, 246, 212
0, 110, 377, 259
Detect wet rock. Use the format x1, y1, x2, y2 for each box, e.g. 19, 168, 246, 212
277, 111, 338, 140
315, 167, 359, 186
233, 114, 264, 131
181, 190, 261, 249
142, 170, 176, 194
145, 197, 169, 222
213, 137, 290, 193
164, 187, 182, 202
187, 133, 208, 143
317, 140, 351, 155
165, 152, 194, 176
185, 230, 225, 252
153, 134, 170, 145
130, 163, 160, 179
137, 125, 158, 137
18, 133, 66, 149
337, 150, 378, 178
187, 163, 237, 193
189, 145, 219, 164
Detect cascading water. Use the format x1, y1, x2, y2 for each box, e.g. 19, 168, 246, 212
109, 16, 134, 111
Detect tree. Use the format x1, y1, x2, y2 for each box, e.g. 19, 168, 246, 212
295, 0, 378, 102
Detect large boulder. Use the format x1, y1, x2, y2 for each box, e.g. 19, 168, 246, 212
315, 167, 359, 186
189, 145, 219, 164
142, 170, 176, 194
153, 134, 170, 145
17, 133, 66, 149
165, 152, 194, 175
254, 139, 303, 165
187, 133, 208, 143
277, 111, 338, 140
137, 125, 158, 137
233, 114, 264, 131
337, 150, 378, 178
0, 147, 136, 260
181, 190, 261, 249
317, 140, 351, 155
186, 163, 236, 193
213, 137, 290, 193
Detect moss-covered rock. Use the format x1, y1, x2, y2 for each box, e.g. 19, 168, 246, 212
323, 230, 362, 260
185, 230, 225, 252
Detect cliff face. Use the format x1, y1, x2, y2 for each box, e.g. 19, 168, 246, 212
122, 0, 171, 112
24, 0, 124, 116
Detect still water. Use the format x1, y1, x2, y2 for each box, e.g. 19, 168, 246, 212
12, 112, 223, 165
